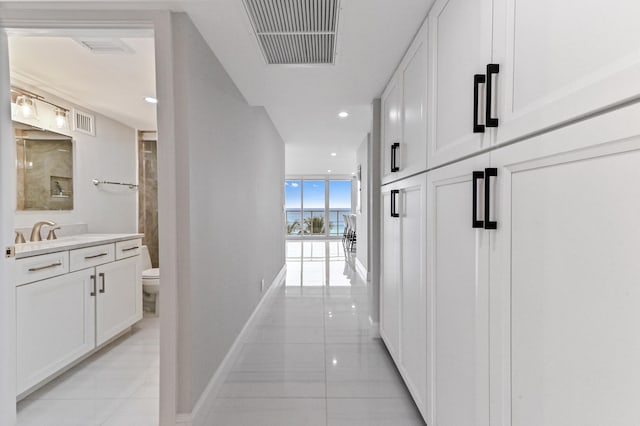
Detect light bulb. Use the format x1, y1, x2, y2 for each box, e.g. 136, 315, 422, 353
55, 109, 68, 129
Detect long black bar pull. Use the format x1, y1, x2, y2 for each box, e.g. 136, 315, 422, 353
485, 64, 500, 128
472, 171, 484, 228
391, 143, 400, 172
473, 74, 486, 133
484, 168, 497, 229
391, 189, 400, 217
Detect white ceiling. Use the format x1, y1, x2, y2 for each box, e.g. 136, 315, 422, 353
8, 34, 157, 131
4, 0, 432, 175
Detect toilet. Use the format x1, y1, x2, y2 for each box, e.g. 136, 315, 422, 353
141, 246, 160, 315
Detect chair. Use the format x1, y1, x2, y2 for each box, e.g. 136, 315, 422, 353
348, 214, 357, 251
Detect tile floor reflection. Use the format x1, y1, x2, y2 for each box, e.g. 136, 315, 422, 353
17, 317, 159, 426
207, 240, 425, 425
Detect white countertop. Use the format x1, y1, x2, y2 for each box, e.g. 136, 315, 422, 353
15, 233, 143, 259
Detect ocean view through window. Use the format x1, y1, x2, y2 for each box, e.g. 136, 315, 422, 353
285, 178, 352, 238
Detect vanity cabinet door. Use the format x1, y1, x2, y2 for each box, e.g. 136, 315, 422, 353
95, 256, 142, 346
16, 269, 96, 395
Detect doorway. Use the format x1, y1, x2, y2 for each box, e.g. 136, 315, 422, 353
0, 10, 177, 426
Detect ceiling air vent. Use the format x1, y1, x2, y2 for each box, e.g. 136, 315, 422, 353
243, 0, 341, 65
74, 38, 134, 55
73, 109, 95, 136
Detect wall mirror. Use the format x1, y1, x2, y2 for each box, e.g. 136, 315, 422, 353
15, 122, 74, 210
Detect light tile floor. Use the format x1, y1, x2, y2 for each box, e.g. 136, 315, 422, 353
17, 316, 159, 426
17, 240, 424, 425
206, 240, 425, 425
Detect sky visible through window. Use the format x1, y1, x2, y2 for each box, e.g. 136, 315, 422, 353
285, 179, 351, 209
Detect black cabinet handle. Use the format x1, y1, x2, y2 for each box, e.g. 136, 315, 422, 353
472, 171, 484, 228
485, 64, 500, 128
99, 272, 106, 293
484, 168, 497, 230
391, 142, 400, 172
391, 189, 400, 217
473, 74, 486, 133
90, 275, 96, 296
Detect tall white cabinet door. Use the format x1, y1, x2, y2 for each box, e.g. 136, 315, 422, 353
16, 269, 96, 395
490, 105, 640, 426
380, 186, 401, 359
399, 26, 428, 180
398, 174, 428, 418
426, 153, 490, 426
428, 0, 493, 168
381, 77, 403, 184
493, 0, 640, 145
96, 256, 142, 346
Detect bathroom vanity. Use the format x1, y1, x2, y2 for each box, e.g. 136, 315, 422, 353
14, 233, 143, 397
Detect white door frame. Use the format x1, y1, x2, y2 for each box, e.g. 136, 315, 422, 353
0, 8, 179, 426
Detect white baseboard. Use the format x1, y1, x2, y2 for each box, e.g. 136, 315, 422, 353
355, 257, 369, 282
175, 264, 287, 426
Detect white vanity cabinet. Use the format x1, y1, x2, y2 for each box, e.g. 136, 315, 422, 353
96, 256, 142, 346
16, 269, 95, 395
15, 235, 142, 397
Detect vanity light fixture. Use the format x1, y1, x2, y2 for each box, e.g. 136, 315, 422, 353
55, 108, 69, 129
16, 95, 38, 119
338, 111, 349, 118
144, 96, 158, 104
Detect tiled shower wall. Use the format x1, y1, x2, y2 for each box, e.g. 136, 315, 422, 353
138, 132, 159, 267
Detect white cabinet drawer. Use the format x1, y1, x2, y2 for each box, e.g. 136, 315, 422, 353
115, 239, 142, 260
16, 252, 69, 286
69, 243, 115, 272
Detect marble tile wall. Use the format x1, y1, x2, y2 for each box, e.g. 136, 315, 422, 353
16, 133, 73, 211
138, 135, 159, 268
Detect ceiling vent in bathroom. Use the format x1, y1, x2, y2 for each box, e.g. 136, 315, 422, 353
243, 0, 341, 65
74, 38, 135, 55
72, 109, 96, 136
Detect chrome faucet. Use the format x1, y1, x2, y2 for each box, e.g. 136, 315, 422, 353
30, 221, 57, 242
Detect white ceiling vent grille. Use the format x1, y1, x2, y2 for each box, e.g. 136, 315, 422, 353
74, 38, 134, 55
243, 0, 340, 65
73, 109, 95, 136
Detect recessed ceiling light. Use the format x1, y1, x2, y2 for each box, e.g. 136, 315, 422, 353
144, 96, 158, 104
327, 169, 332, 173
338, 111, 349, 118
330, 152, 337, 157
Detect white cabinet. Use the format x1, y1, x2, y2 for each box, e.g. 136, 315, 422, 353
96, 256, 142, 346
426, 153, 490, 426
380, 186, 401, 359
16, 269, 95, 395
381, 76, 403, 183
380, 173, 427, 419
489, 104, 640, 426
492, 0, 640, 146
428, 0, 494, 167
382, 23, 428, 183
15, 238, 142, 397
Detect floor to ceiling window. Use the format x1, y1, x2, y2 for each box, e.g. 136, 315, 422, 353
285, 178, 352, 238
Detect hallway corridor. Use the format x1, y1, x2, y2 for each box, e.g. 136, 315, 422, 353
205, 241, 424, 425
